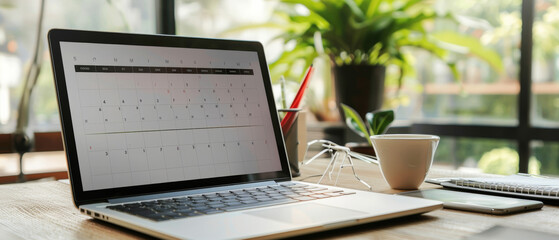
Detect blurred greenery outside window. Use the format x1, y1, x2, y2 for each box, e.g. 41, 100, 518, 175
532, 140, 559, 175
398, 0, 559, 175
393, 0, 521, 125
0, 0, 155, 133
529, 0, 559, 176
404, 1, 522, 174
533, 0, 559, 127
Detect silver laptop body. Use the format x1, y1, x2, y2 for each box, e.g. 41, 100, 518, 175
48, 29, 442, 240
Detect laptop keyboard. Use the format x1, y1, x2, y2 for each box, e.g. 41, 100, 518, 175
106, 183, 355, 221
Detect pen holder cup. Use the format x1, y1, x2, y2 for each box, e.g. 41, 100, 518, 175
279, 110, 306, 177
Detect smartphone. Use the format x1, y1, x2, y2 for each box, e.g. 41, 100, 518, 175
398, 188, 543, 215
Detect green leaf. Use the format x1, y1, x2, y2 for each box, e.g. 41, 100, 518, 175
389, 52, 407, 88
366, 109, 394, 135
281, 0, 326, 13
344, 0, 365, 20
365, 0, 381, 18
268, 45, 317, 82
394, 32, 466, 80
396, 33, 448, 58
399, 0, 424, 11
340, 103, 371, 145
432, 31, 504, 73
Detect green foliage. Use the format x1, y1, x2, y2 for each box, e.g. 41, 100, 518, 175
366, 109, 394, 135
422, 94, 517, 120
531, 141, 559, 176
341, 103, 394, 146
431, 31, 504, 73
535, 95, 559, 122
340, 103, 371, 145
477, 147, 541, 175
272, 0, 503, 86
478, 147, 518, 175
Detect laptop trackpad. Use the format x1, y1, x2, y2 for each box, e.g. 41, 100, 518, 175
245, 203, 366, 225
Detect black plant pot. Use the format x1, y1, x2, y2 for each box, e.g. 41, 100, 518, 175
333, 65, 386, 119
333, 65, 386, 143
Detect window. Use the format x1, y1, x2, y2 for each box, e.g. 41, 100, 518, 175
384, 0, 525, 173
175, 0, 280, 59
435, 137, 518, 174
532, 0, 559, 128
369, 0, 559, 176
0, 0, 156, 133
0, 0, 156, 179
393, 1, 522, 126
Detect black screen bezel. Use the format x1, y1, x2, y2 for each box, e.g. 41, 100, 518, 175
47, 29, 291, 207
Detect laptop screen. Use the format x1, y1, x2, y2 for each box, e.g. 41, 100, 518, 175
51, 32, 288, 196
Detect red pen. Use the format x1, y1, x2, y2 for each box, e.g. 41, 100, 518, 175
281, 65, 314, 133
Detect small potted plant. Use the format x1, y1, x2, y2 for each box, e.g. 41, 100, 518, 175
340, 103, 394, 156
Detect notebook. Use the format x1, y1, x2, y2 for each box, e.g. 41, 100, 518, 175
428, 174, 559, 203
48, 28, 442, 239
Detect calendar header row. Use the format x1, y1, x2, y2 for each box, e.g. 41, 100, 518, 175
74, 65, 254, 75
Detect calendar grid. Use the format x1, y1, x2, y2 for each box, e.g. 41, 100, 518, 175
61, 42, 282, 191
83, 125, 265, 136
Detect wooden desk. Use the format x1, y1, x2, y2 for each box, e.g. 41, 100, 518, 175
1, 159, 559, 239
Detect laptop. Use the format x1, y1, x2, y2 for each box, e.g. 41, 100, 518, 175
48, 29, 442, 239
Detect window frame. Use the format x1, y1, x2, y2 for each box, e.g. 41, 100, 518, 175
391, 0, 536, 173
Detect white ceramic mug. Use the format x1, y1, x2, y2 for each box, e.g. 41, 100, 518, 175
370, 134, 440, 190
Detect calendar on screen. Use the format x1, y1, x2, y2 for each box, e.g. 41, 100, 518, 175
59, 42, 282, 191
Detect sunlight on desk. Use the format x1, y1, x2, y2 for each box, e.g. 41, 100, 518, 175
296, 157, 488, 194
0, 151, 67, 182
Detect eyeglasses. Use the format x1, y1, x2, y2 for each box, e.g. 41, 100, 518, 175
301, 140, 378, 191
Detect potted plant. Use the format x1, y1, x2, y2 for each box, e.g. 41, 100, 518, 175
340, 103, 394, 155
270, 0, 503, 118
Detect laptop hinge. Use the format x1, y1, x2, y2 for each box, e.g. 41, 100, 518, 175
275, 177, 292, 183
107, 180, 279, 204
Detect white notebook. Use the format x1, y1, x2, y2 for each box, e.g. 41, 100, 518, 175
427, 174, 559, 202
